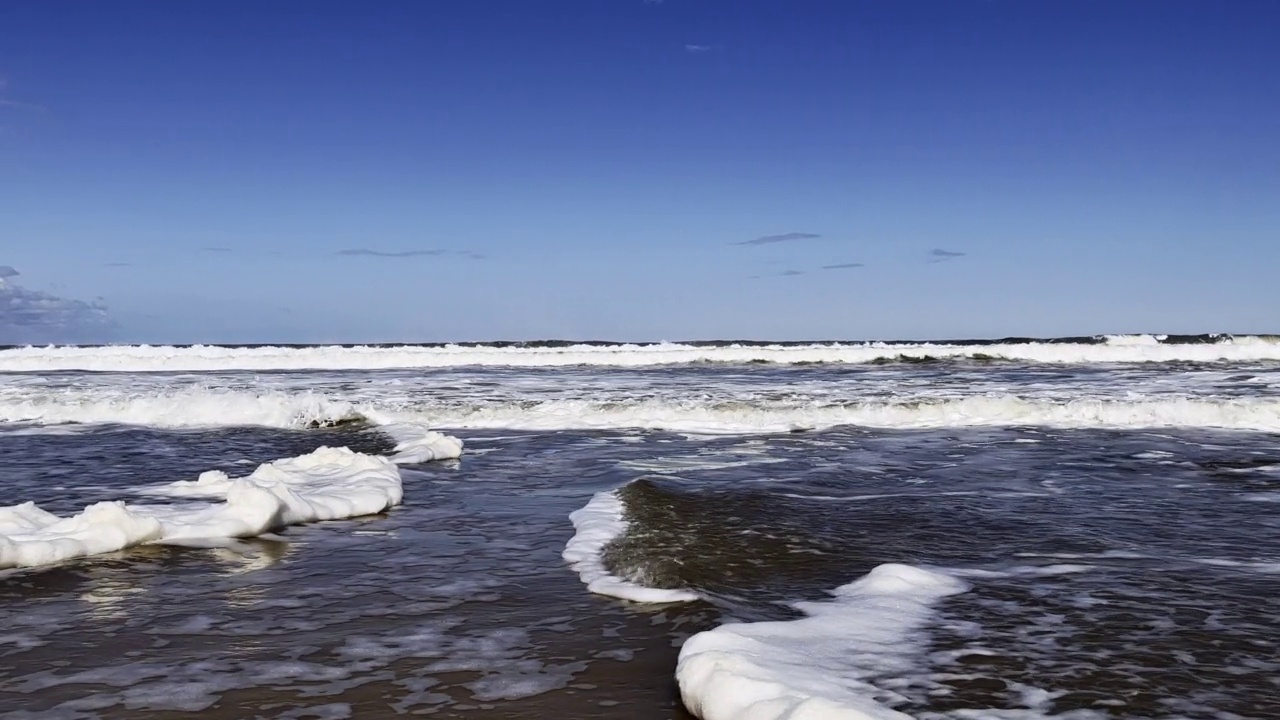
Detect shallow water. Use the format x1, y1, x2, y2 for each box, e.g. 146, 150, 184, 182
1, 426, 714, 718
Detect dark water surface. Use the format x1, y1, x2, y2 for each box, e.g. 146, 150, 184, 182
2, 422, 1279, 718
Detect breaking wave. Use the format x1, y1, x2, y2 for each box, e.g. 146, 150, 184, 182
2, 335, 1279, 371
562, 488, 700, 603
5, 388, 1278, 434
0, 387, 363, 430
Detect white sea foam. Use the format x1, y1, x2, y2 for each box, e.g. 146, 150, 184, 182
3, 337, 1280, 372
1102, 334, 1167, 346
562, 489, 699, 603
398, 396, 1280, 433
0, 501, 164, 570
369, 420, 465, 464
676, 563, 968, 720
1190, 558, 1280, 574
5, 387, 1280, 434
949, 564, 1095, 579
1, 447, 403, 569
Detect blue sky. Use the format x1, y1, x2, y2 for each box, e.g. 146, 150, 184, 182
2, 0, 1278, 343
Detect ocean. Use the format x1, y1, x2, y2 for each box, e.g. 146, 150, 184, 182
2, 335, 1279, 719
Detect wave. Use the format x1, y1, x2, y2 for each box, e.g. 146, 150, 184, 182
3, 335, 1280, 371
4, 388, 1280, 433
0, 385, 466, 464
2, 447, 403, 570
676, 563, 968, 720
0, 387, 364, 429
378, 396, 1280, 433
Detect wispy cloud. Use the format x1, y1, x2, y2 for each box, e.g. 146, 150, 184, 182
0, 266, 114, 344
929, 248, 966, 263
736, 232, 821, 247
104, 262, 132, 268
779, 269, 805, 276
822, 262, 865, 270
0, 77, 45, 113
338, 248, 448, 258
201, 247, 233, 253
0, 98, 45, 112
685, 44, 714, 53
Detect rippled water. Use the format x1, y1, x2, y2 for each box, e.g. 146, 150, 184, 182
606, 428, 1280, 718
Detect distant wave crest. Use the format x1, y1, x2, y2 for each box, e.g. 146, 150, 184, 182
2, 335, 1279, 372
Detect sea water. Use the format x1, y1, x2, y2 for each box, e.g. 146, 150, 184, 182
2, 337, 1278, 718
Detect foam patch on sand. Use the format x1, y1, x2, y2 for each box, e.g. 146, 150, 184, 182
1, 447, 403, 569
676, 563, 968, 720
563, 489, 699, 603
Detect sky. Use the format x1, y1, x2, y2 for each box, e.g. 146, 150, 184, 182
1, 0, 1278, 344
